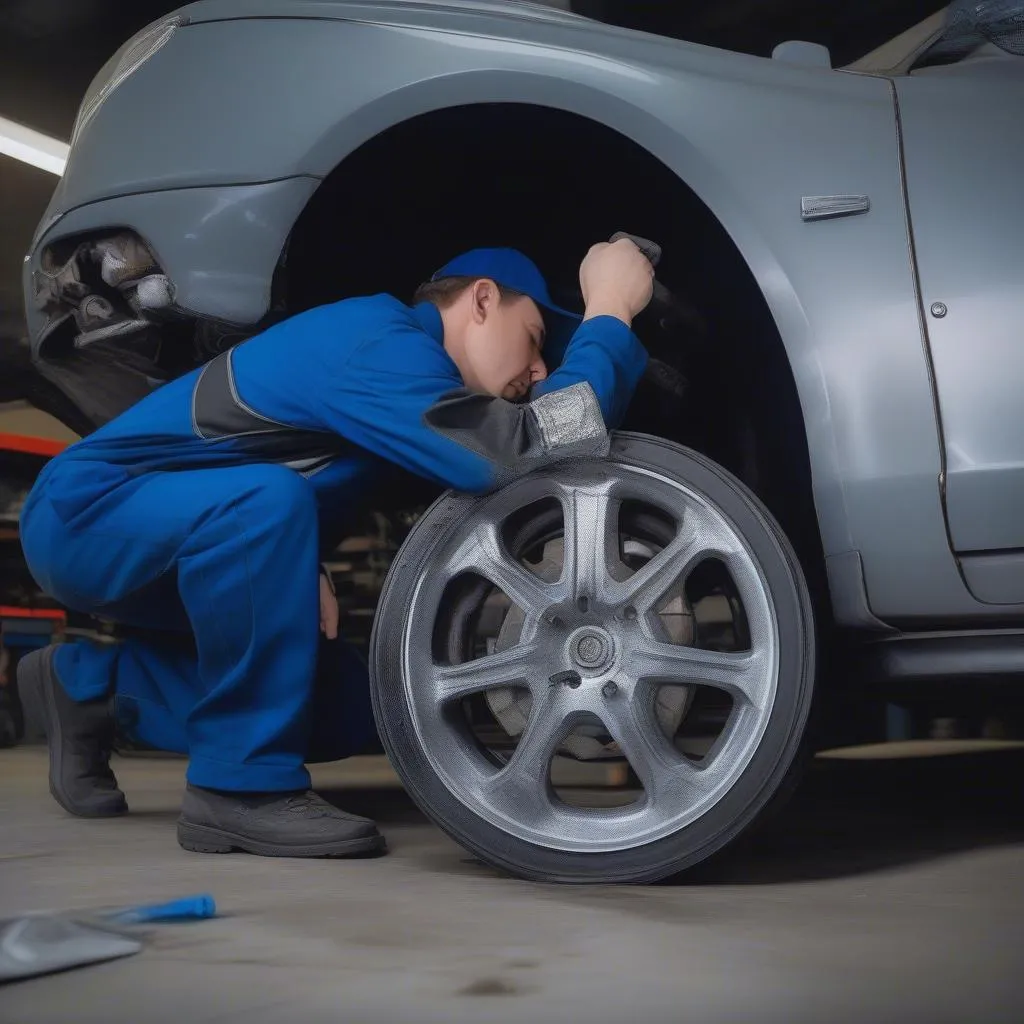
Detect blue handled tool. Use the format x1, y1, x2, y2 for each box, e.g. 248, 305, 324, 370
0, 894, 218, 983
106, 893, 217, 925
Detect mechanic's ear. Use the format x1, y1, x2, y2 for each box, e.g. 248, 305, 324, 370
470, 279, 498, 324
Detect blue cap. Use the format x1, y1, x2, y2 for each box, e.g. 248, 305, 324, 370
431, 247, 581, 362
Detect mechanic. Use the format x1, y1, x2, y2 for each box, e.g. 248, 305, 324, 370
16, 237, 653, 859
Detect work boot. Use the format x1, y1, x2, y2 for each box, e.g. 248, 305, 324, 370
16, 646, 128, 818
177, 784, 386, 858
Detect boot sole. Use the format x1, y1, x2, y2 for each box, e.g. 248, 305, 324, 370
177, 820, 387, 858
17, 649, 128, 819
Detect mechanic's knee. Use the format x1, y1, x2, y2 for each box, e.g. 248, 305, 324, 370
234, 464, 318, 527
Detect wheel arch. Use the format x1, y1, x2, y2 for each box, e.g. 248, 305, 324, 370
283, 78, 837, 604
295, 71, 821, 388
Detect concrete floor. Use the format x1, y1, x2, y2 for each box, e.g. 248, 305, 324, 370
1, 744, 1022, 1024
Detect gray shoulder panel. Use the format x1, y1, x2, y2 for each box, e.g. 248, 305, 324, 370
190, 348, 353, 470
192, 350, 276, 440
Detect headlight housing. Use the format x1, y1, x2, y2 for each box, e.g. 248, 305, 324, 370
70, 15, 186, 148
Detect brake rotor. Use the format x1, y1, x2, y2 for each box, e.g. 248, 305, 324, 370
486, 536, 695, 762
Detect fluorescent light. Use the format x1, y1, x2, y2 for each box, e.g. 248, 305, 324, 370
0, 116, 68, 176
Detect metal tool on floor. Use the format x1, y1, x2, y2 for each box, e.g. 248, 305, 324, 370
0, 893, 217, 983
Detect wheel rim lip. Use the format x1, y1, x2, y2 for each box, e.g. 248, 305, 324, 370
399, 461, 781, 854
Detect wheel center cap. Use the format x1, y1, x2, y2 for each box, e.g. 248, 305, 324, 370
571, 628, 613, 670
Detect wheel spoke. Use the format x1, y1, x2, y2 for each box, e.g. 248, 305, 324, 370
601, 693, 706, 812
560, 483, 616, 602
608, 519, 717, 612
483, 691, 571, 821
448, 521, 557, 617
721, 548, 774, 646
432, 643, 543, 705
634, 640, 769, 709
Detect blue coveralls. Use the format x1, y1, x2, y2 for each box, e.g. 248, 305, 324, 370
20, 295, 647, 792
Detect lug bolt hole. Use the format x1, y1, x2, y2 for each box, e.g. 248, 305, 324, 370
623, 606, 637, 621
550, 670, 583, 689
577, 596, 589, 613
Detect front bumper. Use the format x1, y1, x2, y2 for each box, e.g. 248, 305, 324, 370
23, 176, 319, 354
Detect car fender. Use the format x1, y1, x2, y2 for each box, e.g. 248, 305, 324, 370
39, 12, 965, 617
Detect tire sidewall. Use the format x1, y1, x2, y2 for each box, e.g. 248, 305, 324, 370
370, 432, 816, 883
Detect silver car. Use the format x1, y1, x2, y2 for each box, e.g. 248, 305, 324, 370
18, 0, 1024, 882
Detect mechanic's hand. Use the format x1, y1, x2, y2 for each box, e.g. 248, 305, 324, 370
579, 237, 655, 326
319, 570, 339, 640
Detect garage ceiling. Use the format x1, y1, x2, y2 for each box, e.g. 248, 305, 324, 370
0, 0, 942, 404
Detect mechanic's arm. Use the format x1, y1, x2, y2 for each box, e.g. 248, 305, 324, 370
317, 240, 653, 493
318, 355, 619, 494
533, 238, 652, 426
416, 238, 655, 490
421, 306, 648, 482
529, 313, 647, 430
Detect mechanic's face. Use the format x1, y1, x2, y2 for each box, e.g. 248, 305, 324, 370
460, 281, 548, 400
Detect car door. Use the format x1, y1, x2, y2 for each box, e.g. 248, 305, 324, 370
894, 42, 1024, 603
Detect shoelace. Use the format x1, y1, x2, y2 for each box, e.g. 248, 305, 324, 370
283, 793, 332, 816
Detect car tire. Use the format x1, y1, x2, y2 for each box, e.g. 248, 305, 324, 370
370, 432, 816, 883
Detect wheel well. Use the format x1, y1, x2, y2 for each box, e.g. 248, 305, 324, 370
284, 103, 828, 600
